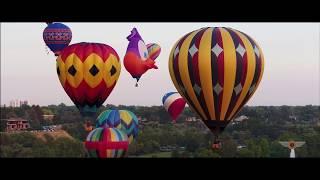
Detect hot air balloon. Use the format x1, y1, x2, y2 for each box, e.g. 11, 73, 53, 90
162, 92, 187, 123
123, 28, 159, 87
43, 22, 72, 56
85, 127, 129, 158
56, 42, 121, 118
168, 27, 264, 148
146, 43, 161, 61
96, 109, 139, 144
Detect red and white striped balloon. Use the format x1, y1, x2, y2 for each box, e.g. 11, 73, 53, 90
162, 92, 187, 122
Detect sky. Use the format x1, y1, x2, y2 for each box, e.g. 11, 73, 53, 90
1, 23, 319, 106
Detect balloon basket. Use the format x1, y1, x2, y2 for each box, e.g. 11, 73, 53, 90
212, 141, 221, 150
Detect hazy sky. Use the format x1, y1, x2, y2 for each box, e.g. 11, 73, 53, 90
1, 23, 319, 106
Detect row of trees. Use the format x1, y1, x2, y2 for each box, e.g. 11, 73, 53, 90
0, 104, 319, 157
125, 121, 320, 157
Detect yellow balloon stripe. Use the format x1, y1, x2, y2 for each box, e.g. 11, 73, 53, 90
228, 30, 256, 119
119, 110, 131, 124
178, 30, 208, 120
169, 39, 200, 116
110, 128, 116, 141
219, 28, 237, 120
65, 54, 83, 88
169, 38, 201, 119
241, 44, 265, 108
169, 40, 186, 99
198, 28, 216, 120
83, 54, 104, 88
56, 57, 66, 86
103, 54, 121, 88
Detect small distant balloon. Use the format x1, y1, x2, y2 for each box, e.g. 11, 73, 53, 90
43, 22, 72, 56
162, 92, 186, 123
146, 43, 161, 61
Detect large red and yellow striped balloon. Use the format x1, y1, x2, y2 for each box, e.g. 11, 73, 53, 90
169, 27, 264, 136
56, 43, 121, 117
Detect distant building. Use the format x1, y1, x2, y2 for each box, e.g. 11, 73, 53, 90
234, 115, 249, 122
42, 114, 55, 121
9, 100, 17, 107
20, 100, 29, 106
9, 99, 29, 107
289, 115, 297, 121
185, 117, 198, 122
5, 118, 30, 132
139, 117, 148, 122
237, 145, 247, 150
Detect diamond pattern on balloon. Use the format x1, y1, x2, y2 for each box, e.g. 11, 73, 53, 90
212, 44, 223, 57
89, 65, 99, 76
110, 65, 117, 76
249, 84, 256, 94
68, 65, 77, 76
234, 83, 243, 95
174, 47, 179, 58
254, 46, 260, 58
189, 44, 198, 58
214, 83, 223, 95
236, 44, 246, 57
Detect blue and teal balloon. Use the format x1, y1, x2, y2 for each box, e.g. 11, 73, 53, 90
96, 109, 139, 144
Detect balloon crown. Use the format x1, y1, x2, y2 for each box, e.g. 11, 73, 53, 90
127, 28, 142, 41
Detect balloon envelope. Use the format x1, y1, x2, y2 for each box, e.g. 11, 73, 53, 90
168, 27, 264, 136
96, 109, 139, 144
56, 42, 121, 117
123, 28, 158, 83
162, 92, 186, 122
43, 22, 72, 56
85, 127, 128, 158
146, 43, 161, 60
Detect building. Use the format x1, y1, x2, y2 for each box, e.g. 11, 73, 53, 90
185, 117, 198, 122
9, 100, 17, 107
5, 118, 30, 132
9, 99, 29, 107
237, 145, 247, 150
289, 115, 297, 121
20, 100, 29, 106
234, 115, 249, 122
42, 114, 55, 121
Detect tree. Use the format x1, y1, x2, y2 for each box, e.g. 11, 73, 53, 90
219, 135, 237, 157
237, 148, 255, 157
259, 138, 270, 157
195, 148, 220, 158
